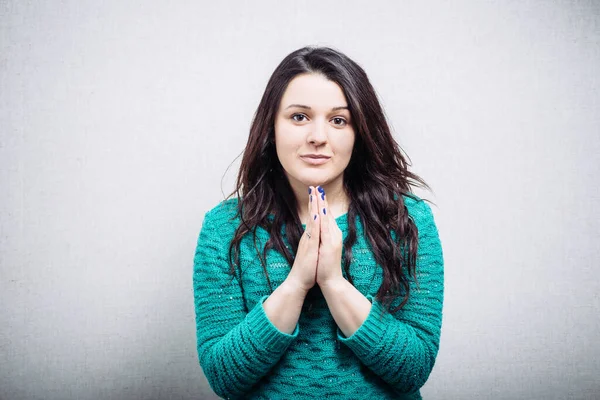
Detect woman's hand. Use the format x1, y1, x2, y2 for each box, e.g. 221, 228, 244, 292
286, 186, 320, 293
315, 186, 344, 287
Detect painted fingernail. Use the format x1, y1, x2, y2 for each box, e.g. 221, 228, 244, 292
308, 187, 312, 194
310, 195, 312, 202
317, 186, 324, 193
321, 193, 325, 200
323, 208, 326, 215
314, 214, 317, 220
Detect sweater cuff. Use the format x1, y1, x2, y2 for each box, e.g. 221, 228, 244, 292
336, 294, 388, 358
246, 295, 299, 352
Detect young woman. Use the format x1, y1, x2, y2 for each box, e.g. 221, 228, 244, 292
193, 46, 444, 399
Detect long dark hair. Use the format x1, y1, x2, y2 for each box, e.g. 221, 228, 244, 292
224, 46, 432, 313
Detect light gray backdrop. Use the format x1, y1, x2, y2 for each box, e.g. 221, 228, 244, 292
1, 1, 598, 399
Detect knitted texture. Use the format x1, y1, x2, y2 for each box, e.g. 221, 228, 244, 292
193, 195, 444, 399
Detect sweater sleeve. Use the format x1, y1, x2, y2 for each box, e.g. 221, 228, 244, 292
193, 206, 299, 399
336, 199, 444, 395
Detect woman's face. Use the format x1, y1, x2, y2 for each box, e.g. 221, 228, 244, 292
274, 73, 355, 189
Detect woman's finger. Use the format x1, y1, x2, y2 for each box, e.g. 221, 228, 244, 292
310, 186, 320, 245
305, 186, 312, 239
317, 186, 329, 237
324, 188, 337, 228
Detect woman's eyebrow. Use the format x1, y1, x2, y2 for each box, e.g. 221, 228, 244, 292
285, 104, 348, 111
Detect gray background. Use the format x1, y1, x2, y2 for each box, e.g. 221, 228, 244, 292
1, 1, 599, 399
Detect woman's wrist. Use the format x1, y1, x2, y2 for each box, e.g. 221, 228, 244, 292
282, 276, 312, 298
263, 278, 308, 334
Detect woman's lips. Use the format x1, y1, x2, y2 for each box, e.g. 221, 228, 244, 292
300, 156, 331, 165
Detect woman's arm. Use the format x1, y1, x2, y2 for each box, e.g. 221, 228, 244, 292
193, 205, 301, 399
263, 279, 309, 334
320, 278, 371, 337
321, 199, 444, 395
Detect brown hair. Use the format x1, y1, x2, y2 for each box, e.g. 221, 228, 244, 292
224, 46, 432, 313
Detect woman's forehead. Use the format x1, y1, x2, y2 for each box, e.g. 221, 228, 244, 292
279, 74, 348, 111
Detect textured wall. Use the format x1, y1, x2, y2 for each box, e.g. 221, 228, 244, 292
1, 1, 598, 399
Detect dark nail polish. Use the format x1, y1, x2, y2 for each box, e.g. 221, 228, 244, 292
310, 195, 312, 202
321, 193, 325, 200
308, 187, 312, 194
314, 214, 317, 220
317, 186, 324, 193
323, 208, 326, 215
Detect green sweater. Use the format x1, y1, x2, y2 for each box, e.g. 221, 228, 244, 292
193, 195, 444, 399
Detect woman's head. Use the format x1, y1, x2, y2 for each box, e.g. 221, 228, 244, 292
240, 46, 401, 197
228, 46, 431, 313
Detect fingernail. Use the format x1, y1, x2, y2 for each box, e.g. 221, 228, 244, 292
308, 187, 312, 194
323, 208, 326, 215
317, 186, 324, 193
310, 195, 312, 202
321, 193, 325, 200
314, 214, 317, 220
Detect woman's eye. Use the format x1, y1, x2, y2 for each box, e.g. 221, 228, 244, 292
332, 117, 347, 126
292, 114, 307, 122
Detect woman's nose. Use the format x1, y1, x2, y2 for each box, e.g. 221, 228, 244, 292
308, 120, 328, 144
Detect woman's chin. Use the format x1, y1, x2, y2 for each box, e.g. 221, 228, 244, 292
295, 179, 324, 189
299, 175, 327, 187
285, 169, 334, 188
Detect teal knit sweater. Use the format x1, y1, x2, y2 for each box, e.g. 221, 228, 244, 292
193, 195, 444, 399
